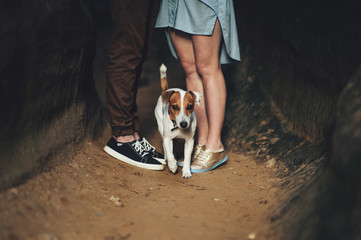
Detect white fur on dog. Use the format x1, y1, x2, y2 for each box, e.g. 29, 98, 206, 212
155, 64, 201, 178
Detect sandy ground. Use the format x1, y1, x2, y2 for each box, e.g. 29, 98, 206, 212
0, 74, 284, 240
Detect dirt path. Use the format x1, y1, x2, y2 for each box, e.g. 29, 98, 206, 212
0, 72, 282, 240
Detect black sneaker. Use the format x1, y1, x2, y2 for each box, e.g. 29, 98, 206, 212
139, 137, 165, 164
104, 137, 164, 171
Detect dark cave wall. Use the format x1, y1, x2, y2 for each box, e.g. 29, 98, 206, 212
228, 1, 361, 239
269, 66, 361, 240
0, 0, 105, 190
292, 67, 361, 240
234, 0, 361, 142
227, 0, 361, 170
319, 66, 361, 239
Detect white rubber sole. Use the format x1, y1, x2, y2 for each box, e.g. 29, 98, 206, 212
153, 156, 166, 165
104, 146, 164, 171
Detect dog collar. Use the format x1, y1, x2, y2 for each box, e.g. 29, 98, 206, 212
168, 109, 179, 131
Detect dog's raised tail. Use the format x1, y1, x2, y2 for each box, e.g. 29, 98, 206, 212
160, 64, 168, 91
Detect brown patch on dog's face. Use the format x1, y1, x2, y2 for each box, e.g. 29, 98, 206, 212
162, 90, 175, 104
184, 91, 195, 116
168, 92, 181, 120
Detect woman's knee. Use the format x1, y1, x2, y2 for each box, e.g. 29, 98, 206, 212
195, 60, 218, 78
181, 59, 197, 76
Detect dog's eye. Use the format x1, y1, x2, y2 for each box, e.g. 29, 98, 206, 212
186, 105, 193, 110
172, 105, 179, 110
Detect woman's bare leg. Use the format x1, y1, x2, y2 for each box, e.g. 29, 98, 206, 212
192, 20, 225, 151
169, 29, 208, 145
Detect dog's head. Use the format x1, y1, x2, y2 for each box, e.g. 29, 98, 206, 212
162, 90, 201, 129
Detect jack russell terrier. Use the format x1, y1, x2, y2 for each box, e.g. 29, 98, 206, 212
154, 64, 201, 178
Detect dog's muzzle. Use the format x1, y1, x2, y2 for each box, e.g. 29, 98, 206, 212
180, 121, 188, 128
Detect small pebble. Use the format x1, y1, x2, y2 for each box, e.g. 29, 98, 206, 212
109, 195, 122, 207
37, 232, 59, 240
248, 233, 256, 239
265, 159, 276, 168
9, 188, 18, 195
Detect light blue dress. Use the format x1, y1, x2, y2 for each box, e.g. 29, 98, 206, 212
155, 0, 241, 64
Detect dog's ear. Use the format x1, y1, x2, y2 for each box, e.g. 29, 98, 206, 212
162, 90, 174, 104
189, 91, 202, 106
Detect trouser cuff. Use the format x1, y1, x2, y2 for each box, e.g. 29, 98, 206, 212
111, 124, 140, 137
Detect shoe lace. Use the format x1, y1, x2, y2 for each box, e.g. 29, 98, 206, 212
197, 150, 212, 166
140, 138, 155, 152
131, 141, 149, 158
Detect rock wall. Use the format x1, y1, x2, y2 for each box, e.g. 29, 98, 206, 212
226, 1, 361, 239
234, 0, 361, 142
0, 0, 105, 190
279, 66, 361, 240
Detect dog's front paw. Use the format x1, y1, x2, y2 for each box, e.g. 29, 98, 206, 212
168, 160, 177, 174
182, 169, 192, 178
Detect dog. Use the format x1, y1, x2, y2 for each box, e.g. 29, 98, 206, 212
154, 64, 201, 178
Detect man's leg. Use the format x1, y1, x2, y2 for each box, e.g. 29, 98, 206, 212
104, 0, 164, 170
106, 0, 151, 139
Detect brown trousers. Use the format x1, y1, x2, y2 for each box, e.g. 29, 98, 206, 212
106, 0, 160, 137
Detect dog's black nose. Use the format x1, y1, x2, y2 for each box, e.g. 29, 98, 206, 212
180, 121, 188, 128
